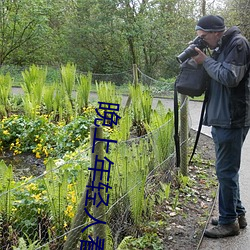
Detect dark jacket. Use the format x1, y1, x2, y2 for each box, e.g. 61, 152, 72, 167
203, 26, 250, 128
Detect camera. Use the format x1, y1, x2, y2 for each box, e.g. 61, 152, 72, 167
176, 36, 208, 64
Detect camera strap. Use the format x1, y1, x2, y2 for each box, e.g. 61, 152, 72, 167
174, 82, 181, 168
189, 91, 208, 164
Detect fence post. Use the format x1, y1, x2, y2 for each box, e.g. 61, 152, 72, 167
63, 125, 106, 250
124, 64, 138, 113
90, 125, 106, 247
180, 94, 188, 176
133, 64, 138, 86
63, 175, 92, 250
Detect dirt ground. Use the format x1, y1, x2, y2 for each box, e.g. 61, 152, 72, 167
159, 130, 217, 250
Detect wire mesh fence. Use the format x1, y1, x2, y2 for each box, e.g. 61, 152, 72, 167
0, 64, 175, 97
0, 65, 190, 249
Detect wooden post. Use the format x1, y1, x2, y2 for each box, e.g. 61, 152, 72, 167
180, 94, 188, 176
63, 175, 92, 250
90, 125, 106, 246
133, 64, 138, 86
63, 125, 106, 250
124, 64, 138, 114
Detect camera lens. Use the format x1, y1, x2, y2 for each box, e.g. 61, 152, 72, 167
176, 37, 208, 63
176, 45, 198, 63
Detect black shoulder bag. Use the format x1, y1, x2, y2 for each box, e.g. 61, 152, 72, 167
175, 58, 208, 97
174, 58, 210, 168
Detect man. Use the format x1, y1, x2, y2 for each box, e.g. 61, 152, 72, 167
192, 15, 250, 238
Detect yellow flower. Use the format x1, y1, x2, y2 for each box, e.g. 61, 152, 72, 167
26, 183, 37, 191
64, 205, 74, 218
32, 193, 42, 201
42, 147, 49, 157
71, 195, 76, 204
3, 130, 9, 135
12, 207, 17, 212
14, 149, 22, 155
21, 176, 33, 181
67, 189, 77, 204
36, 152, 41, 159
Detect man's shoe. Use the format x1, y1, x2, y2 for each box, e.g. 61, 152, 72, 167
204, 222, 240, 238
238, 215, 248, 228
211, 214, 247, 229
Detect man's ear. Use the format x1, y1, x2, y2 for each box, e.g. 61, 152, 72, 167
216, 31, 224, 38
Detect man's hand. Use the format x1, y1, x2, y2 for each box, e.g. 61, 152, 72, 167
192, 47, 207, 64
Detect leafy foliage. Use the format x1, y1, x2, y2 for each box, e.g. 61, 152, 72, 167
21, 65, 47, 118
0, 113, 94, 158
0, 161, 14, 222
77, 72, 92, 110
145, 100, 175, 163
0, 70, 178, 248
0, 73, 12, 117
1, 0, 226, 78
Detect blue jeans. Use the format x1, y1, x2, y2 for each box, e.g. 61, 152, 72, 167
211, 126, 249, 225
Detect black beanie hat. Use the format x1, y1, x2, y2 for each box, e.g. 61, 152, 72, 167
195, 15, 225, 32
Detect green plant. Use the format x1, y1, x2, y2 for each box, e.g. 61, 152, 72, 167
42, 157, 89, 226
145, 100, 174, 164
111, 109, 132, 141
0, 81, 181, 248
0, 73, 12, 117
52, 81, 74, 122
141, 89, 153, 124
117, 233, 163, 250
109, 138, 152, 226
12, 177, 49, 241
172, 190, 180, 210
76, 72, 92, 111
21, 65, 47, 118
43, 84, 56, 114
159, 182, 171, 202
0, 161, 14, 222
129, 83, 153, 128
178, 172, 193, 189
0, 109, 96, 158
0, 161, 17, 248
96, 81, 122, 106
43, 159, 68, 227
0, 115, 57, 157
61, 62, 76, 102
12, 233, 49, 250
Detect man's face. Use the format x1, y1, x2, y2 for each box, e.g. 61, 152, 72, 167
196, 30, 222, 49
